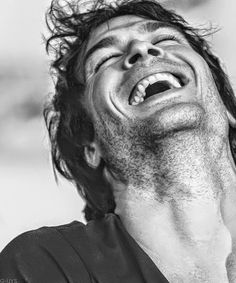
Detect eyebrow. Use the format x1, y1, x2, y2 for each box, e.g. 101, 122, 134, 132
84, 21, 174, 65
137, 21, 172, 33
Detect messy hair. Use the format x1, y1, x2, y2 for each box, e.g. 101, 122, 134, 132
44, 0, 236, 221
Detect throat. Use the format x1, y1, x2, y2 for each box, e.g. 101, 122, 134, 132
119, 196, 232, 283
115, 134, 232, 259
112, 131, 235, 282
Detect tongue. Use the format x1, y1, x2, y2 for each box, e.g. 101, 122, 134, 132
145, 81, 171, 98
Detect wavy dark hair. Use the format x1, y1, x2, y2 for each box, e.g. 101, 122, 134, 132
44, 0, 236, 221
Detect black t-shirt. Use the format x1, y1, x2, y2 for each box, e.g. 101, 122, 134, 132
0, 213, 169, 283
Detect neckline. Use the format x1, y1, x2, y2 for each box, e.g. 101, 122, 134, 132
105, 213, 169, 282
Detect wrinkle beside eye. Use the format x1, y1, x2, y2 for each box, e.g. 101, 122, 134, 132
85, 54, 122, 80
95, 54, 123, 73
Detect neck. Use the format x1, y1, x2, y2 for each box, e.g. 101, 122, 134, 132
113, 132, 236, 282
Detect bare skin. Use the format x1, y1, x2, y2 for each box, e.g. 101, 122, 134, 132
83, 15, 236, 282
109, 138, 236, 282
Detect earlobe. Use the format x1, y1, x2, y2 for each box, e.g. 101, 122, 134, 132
227, 110, 236, 128
84, 142, 102, 169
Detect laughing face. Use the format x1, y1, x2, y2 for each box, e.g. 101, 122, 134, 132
82, 15, 229, 184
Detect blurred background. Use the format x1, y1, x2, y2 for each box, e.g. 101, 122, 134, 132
0, 0, 236, 252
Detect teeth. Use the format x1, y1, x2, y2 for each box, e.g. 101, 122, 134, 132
169, 77, 181, 88
136, 91, 144, 98
137, 84, 146, 93
130, 72, 182, 106
142, 80, 150, 88
148, 75, 156, 84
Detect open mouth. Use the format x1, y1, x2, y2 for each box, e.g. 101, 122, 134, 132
129, 72, 184, 106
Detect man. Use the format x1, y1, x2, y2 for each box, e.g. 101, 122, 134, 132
1, 0, 236, 282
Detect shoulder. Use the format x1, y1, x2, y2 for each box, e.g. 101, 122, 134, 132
0, 221, 93, 283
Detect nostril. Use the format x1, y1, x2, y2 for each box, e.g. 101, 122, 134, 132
148, 49, 160, 56
128, 54, 141, 64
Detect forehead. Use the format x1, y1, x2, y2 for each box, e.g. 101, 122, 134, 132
86, 15, 157, 50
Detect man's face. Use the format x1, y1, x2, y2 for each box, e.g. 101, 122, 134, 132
82, 15, 228, 181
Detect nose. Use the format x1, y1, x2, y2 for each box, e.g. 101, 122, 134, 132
123, 39, 165, 69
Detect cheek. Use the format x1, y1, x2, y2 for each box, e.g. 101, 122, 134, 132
168, 45, 226, 112
93, 66, 123, 101
168, 44, 206, 67
170, 45, 216, 87
87, 73, 107, 107
86, 73, 115, 122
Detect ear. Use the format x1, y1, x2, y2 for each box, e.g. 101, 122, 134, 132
84, 142, 102, 169
227, 110, 236, 128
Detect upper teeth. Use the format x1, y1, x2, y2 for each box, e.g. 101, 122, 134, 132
130, 72, 182, 106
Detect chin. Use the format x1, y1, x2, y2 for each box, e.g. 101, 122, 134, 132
141, 102, 205, 137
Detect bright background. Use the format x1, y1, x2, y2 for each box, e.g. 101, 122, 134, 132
0, 0, 236, 251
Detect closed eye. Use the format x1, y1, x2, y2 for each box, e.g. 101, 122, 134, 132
153, 35, 179, 45
95, 54, 122, 73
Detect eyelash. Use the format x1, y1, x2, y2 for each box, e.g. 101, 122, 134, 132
94, 35, 178, 73
153, 35, 178, 45
95, 54, 121, 73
